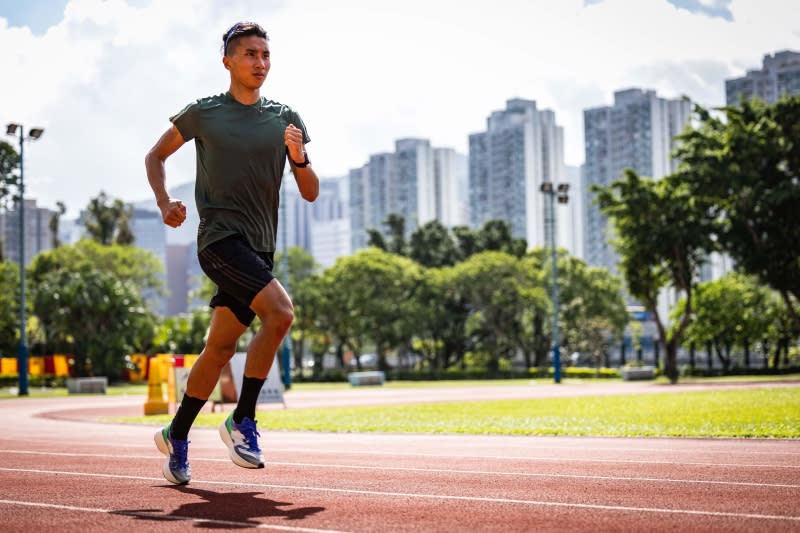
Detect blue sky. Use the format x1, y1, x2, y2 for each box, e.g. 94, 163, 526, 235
0, 0, 797, 217
0, 0, 736, 34
586, 0, 733, 20
0, 0, 68, 34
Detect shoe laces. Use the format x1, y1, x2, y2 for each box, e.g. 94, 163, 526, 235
170, 438, 190, 470
236, 417, 261, 452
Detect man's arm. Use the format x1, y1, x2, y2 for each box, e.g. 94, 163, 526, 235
145, 125, 188, 227
284, 124, 319, 202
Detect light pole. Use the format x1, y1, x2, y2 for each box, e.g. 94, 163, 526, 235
540, 181, 569, 384
6, 123, 45, 396
279, 181, 292, 390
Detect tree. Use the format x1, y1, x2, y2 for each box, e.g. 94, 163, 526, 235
48, 201, 67, 248
28, 239, 163, 296
152, 308, 212, 355
0, 262, 19, 355
0, 141, 20, 210
452, 225, 481, 260
291, 274, 331, 376
28, 241, 165, 372
479, 219, 527, 258
526, 248, 628, 369
413, 266, 472, 371
367, 213, 408, 256
0, 141, 21, 259
84, 191, 135, 246
409, 220, 459, 268
273, 247, 319, 372
672, 273, 775, 372
323, 248, 423, 370
673, 96, 800, 329
594, 169, 716, 383
32, 264, 156, 378
273, 247, 318, 292
452, 252, 542, 373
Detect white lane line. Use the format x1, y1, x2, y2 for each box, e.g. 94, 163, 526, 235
3, 436, 799, 457
0, 498, 348, 532
1, 468, 799, 523
4, 451, 798, 489
268, 447, 800, 469
265, 461, 800, 489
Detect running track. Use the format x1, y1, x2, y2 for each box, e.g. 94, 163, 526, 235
1, 382, 799, 532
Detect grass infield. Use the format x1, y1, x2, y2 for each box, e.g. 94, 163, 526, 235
127, 386, 800, 438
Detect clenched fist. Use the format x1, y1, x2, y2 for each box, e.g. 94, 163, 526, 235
284, 123, 306, 164
158, 198, 187, 228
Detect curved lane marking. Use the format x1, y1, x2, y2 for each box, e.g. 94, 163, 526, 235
1, 468, 799, 523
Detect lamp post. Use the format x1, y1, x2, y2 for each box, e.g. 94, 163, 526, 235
540, 181, 569, 384
6, 123, 45, 396
279, 181, 292, 390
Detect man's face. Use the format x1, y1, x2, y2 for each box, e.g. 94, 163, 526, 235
224, 35, 270, 90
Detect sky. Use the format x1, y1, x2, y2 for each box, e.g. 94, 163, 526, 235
1, 0, 798, 218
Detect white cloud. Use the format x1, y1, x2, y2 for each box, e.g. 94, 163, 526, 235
0, 0, 798, 218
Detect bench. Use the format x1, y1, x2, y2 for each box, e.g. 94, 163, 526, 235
348, 371, 385, 386
66, 377, 108, 394
621, 366, 656, 381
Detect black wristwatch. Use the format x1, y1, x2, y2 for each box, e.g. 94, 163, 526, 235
290, 150, 310, 168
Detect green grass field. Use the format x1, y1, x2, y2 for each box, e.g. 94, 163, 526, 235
3, 373, 798, 398
122, 386, 800, 438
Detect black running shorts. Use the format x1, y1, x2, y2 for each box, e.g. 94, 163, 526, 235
197, 235, 276, 327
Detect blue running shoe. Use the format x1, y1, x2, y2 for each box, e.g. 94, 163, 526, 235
219, 413, 265, 469
154, 424, 191, 484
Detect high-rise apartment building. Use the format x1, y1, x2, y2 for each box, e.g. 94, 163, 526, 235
396, 138, 436, 231
348, 165, 369, 252
310, 177, 351, 268
349, 139, 466, 252
469, 98, 566, 249
582, 88, 691, 274
275, 174, 315, 254
561, 164, 584, 259
0, 199, 56, 265
726, 50, 800, 105
433, 148, 469, 228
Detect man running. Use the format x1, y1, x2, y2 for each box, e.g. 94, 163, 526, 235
145, 21, 318, 485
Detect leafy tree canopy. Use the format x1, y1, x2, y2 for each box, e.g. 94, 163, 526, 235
84, 191, 135, 246
673, 96, 800, 327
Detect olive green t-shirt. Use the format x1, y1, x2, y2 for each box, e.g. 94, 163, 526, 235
170, 92, 310, 253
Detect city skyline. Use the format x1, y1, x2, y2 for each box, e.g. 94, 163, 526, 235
2, 0, 798, 218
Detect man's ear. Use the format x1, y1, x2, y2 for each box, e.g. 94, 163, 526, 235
222, 55, 230, 71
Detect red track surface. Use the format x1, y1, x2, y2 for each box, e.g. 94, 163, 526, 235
1, 382, 799, 532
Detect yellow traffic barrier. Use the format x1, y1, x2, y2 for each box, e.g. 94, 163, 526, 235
167, 363, 177, 405
1, 358, 17, 376
143, 357, 169, 415
127, 354, 149, 382
53, 355, 70, 377
29, 357, 44, 377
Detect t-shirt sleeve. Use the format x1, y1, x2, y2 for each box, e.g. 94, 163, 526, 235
169, 101, 201, 142
288, 109, 311, 145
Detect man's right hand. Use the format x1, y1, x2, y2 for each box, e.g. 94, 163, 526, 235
158, 198, 187, 228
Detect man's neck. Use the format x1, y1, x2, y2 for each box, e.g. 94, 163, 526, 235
228, 84, 261, 105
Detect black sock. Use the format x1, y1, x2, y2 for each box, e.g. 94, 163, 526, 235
233, 376, 265, 423
170, 394, 206, 440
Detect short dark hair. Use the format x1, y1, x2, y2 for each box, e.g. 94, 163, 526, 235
222, 22, 268, 56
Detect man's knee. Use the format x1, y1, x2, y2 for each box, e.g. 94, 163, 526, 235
263, 305, 294, 334
202, 341, 237, 367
